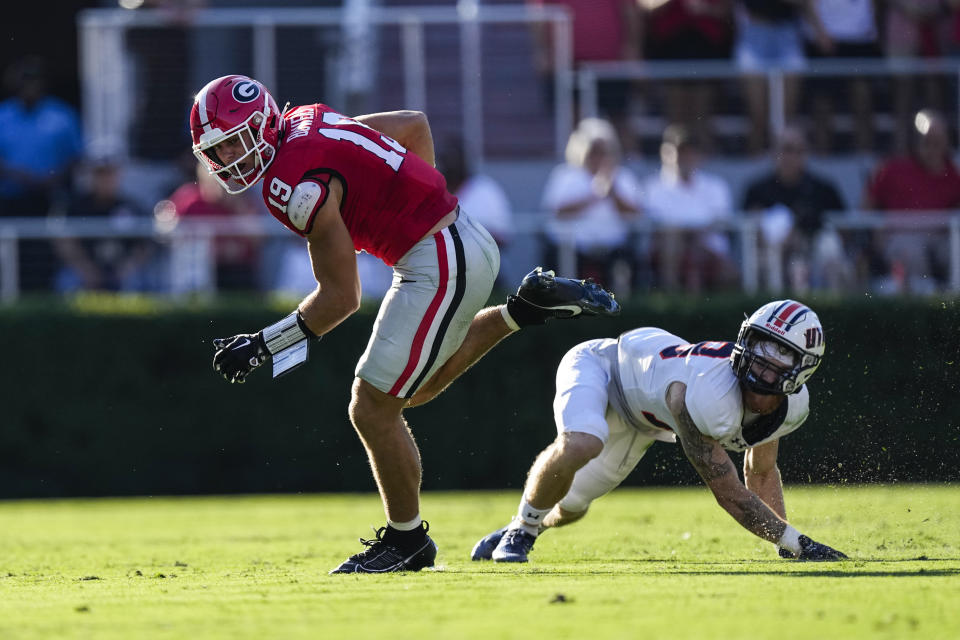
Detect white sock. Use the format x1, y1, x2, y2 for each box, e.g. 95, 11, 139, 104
511, 499, 551, 536
778, 524, 802, 554
387, 515, 422, 531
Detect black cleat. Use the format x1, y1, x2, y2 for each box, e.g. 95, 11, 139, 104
470, 526, 508, 561
329, 523, 438, 574
492, 527, 537, 563
512, 267, 620, 323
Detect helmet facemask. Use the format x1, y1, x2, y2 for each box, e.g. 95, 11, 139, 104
192, 111, 275, 194
734, 333, 804, 395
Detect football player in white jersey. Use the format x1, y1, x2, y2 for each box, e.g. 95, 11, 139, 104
471, 300, 848, 563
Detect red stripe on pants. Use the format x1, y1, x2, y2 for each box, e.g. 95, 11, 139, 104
388, 231, 449, 396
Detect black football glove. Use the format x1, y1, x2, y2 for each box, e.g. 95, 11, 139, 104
779, 535, 848, 561
212, 333, 269, 383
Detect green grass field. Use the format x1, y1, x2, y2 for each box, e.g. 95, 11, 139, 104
1, 484, 957, 639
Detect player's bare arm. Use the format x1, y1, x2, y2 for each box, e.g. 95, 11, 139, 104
297, 178, 362, 336
744, 439, 786, 519
666, 382, 788, 544
354, 111, 436, 167
208, 177, 360, 383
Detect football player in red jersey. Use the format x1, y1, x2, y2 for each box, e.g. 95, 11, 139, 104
190, 75, 620, 573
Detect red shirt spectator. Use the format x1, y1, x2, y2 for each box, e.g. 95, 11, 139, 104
529, 0, 639, 62
862, 109, 959, 293
168, 165, 261, 289
865, 107, 960, 211
527, 0, 642, 150
866, 156, 960, 210
644, 0, 733, 60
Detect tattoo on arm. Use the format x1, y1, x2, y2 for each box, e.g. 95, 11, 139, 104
674, 405, 787, 543
673, 405, 735, 481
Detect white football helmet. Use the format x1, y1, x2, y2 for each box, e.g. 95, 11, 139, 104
731, 300, 824, 395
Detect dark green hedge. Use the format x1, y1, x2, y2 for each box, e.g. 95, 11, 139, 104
1, 293, 958, 498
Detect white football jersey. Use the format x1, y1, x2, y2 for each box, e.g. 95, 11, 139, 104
608, 327, 809, 452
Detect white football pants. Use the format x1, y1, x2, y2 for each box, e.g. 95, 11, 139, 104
552, 339, 659, 513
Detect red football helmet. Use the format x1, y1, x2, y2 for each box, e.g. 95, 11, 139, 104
190, 75, 282, 194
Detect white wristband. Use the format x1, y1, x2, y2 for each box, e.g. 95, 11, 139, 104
262, 311, 311, 355
778, 525, 802, 555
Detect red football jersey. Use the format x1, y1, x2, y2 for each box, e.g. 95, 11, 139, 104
260, 104, 458, 265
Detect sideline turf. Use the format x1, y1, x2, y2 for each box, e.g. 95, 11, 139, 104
1, 485, 957, 639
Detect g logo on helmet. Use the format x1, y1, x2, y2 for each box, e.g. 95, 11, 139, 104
232, 80, 261, 103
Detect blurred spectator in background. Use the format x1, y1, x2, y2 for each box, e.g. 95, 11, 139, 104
437, 136, 513, 248
734, 0, 833, 154
642, 124, 738, 293
527, 0, 641, 152
640, 0, 734, 154
167, 164, 263, 291
272, 240, 394, 303
862, 108, 960, 294
0, 56, 82, 216
437, 136, 514, 289
541, 118, 642, 296
803, 0, 881, 154
742, 124, 849, 294
882, 0, 953, 154
0, 55, 83, 290
52, 149, 157, 293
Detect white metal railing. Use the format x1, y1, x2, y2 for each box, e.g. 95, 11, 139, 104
1, 211, 958, 301
0, 216, 285, 302
77, 4, 574, 168
546, 211, 960, 294
577, 57, 960, 145
825, 210, 960, 293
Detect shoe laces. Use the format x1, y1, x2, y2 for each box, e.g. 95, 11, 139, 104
352, 526, 394, 559
354, 521, 431, 556
502, 527, 535, 548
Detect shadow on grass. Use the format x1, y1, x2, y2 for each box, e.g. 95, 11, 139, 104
667, 567, 960, 578
465, 557, 960, 579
